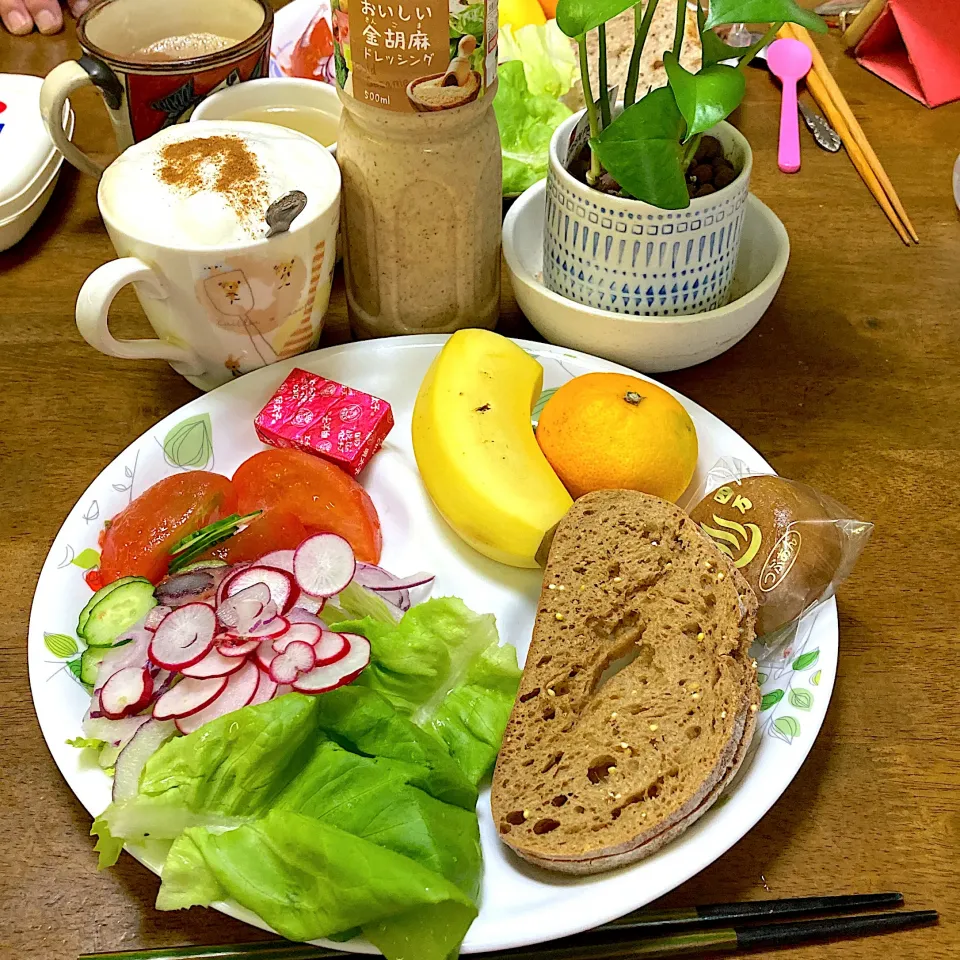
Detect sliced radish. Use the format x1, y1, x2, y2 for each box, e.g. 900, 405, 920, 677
354, 563, 435, 592
175, 662, 261, 734
82, 711, 149, 746
255, 636, 279, 673
269, 640, 317, 684
286, 607, 325, 628
149, 603, 216, 670
153, 675, 227, 720
272, 621, 322, 652
144, 605, 172, 631
180, 646, 248, 678
94, 627, 153, 695
292, 633, 371, 694
258, 549, 295, 573
216, 636, 260, 657
225, 615, 289, 640
313, 630, 350, 666
247, 674, 278, 706
294, 593, 325, 615
225, 566, 299, 614
276, 683, 295, 696
112, 719, 176, 802
293, 534, 356, 598
99, 666, 154, 720
217, 582, 271, 633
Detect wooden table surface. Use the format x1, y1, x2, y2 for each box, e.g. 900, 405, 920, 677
2, 8, 959, 960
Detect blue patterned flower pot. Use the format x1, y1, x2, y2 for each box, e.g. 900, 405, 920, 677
543, 110, 752, 317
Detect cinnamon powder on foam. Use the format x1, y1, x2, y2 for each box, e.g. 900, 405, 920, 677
157, 135, 269, 229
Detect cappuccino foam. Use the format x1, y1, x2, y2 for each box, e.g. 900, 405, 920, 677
99, 122, 336, 248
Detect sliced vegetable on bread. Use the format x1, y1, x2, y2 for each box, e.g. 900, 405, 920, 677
491, 490, 759, 874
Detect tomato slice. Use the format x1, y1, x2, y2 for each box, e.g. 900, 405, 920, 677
203, 510, 308, 565
232, 450, 382, 564
99, 472, 238, 585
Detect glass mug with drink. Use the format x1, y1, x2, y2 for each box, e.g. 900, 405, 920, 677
39, 0, 273, 178
75, 121, 342, 391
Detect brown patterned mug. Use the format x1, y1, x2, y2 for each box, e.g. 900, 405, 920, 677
39, 0, 273, 178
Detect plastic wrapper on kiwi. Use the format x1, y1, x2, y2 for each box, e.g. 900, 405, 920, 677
681, 458, 873, 643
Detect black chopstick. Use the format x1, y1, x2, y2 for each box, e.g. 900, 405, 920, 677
78, 898, 937, 960
600, 891, 905, 934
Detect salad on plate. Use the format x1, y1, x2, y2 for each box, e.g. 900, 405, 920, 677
58, 446, 521, 960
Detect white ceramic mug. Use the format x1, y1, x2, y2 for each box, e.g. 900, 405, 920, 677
191, 76, 342, 154
76, 121, 341, 392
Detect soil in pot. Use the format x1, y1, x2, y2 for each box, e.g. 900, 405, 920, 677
568, 135, 739, 200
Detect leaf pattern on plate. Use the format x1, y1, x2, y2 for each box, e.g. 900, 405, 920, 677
772, 715, 801, 744
792, 649, 819, 671
531, 389, 558, 428
44, 633, 79, 658
71, 548, 100, 570
760, 689, 784, 711
788, 688, 813, 711
163, 414, 214, 470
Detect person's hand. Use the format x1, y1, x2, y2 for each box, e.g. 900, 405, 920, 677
0, 0, 89, 36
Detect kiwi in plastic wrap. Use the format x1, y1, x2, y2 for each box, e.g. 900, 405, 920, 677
686, 459, 873, 639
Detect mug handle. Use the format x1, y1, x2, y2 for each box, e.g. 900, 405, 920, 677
76, 258, 205, 374
40, 57, 124, 178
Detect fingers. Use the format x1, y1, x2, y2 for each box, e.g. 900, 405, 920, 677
67, 0, 89, 17
0, 0, 34, 35
23, 0, 62, 34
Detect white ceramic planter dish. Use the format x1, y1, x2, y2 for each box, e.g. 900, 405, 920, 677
504, 179, 789, 373
543, 111, 752, 316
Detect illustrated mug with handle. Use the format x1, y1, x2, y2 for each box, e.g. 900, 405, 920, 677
39, 0, 273, 179
76, 122, 342, 391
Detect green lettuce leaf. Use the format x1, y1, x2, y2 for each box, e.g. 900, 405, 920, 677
66, 736, 106, 751
495, 60, 572, 196
339, 597, 521, 783
498, 21, 578, 99
96, 688, 483, 958
160, 812, 476, 960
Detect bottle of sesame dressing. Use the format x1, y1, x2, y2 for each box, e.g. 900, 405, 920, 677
331, 0, 502, 337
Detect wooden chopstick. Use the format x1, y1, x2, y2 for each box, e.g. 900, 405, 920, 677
78, 895, 934, 960
779, 22, 919, 243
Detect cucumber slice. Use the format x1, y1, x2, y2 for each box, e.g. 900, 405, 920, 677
79, 646, 109, 686
80, 580, 158, 648
77, 576, 150, 635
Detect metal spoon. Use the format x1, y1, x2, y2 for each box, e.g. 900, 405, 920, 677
265, 190, 308, 238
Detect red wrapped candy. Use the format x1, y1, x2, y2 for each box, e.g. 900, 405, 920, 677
254, 368, 394, 476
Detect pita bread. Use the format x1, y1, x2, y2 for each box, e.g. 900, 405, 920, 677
564, 0, 702, 112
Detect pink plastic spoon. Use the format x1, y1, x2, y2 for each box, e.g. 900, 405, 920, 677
766, 38, 813, 174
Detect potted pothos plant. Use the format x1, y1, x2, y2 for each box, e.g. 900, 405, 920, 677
542, 0, 825, 316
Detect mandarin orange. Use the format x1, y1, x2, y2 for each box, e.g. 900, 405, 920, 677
535, 373, 698, 502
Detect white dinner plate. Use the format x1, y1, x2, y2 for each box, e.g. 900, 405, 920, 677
29, 336, 837, 954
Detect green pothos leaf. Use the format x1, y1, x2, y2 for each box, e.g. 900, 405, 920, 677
704, 0, 827, 32
664, 52, 745, 141
556, 0, 635, 37
591, 87, 689, 209
45, 632, 79, 658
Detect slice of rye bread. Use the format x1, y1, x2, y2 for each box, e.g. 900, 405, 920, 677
491, 490, 760, 875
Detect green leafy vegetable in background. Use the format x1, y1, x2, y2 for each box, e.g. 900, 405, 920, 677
499, 21, 578, 99
449, 2, 485, 59
495, 61, 573, 197
94, 688, 481, 960
338, 597, 521, 784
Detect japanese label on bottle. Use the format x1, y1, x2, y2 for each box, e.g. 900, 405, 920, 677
332, 0, 497, 112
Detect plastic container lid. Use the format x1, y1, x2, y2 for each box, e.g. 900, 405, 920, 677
0, 73, 72, 222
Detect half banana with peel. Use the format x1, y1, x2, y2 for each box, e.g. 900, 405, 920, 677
412, 330, 573, 568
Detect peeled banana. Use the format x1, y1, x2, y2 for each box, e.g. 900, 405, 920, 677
412, 330, 573, 568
